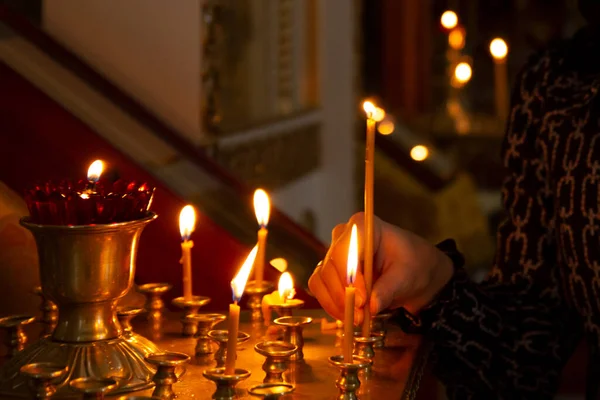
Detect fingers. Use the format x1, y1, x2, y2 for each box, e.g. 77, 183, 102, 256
370, 269, 401, 315
308, 264, 344, 320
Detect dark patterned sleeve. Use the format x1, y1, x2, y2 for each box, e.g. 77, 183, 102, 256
425, 52, 583, 399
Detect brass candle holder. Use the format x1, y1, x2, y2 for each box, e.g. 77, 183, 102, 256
203, 367, 251, 400
244, 280, 274, 321
20, 362, 68, 399
328, 355, 371, 400
171, 296, 211, 336
137, 282, 172, 323
208, 330, 251, 368
117, 306, 144, 335
187, 313, 226, 356
33, 286, 58, 336
273, 316, 312, 361
268, 299, 304, 320
254, 341, 297, 383
146, 352, 190, 399
0, 213, 160, 397
353, 335, 383, 375
370, 312, 392, 348
0, 315, 36, 357
248, 382, 295, 399
69, 377, 119, 399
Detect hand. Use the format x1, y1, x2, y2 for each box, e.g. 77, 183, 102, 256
308, 212, 454, 324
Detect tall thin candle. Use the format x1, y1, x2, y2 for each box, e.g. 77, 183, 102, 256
179, 205, 196, 301
225, 245, 258, 374
344, 224, 359, 362
362, 101, 376, 338
253, 189, 270, 287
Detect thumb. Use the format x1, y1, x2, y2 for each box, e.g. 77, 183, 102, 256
370, 273, 398, 315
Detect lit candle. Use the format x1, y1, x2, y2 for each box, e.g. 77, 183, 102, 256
86, 160, 104, 192
77, 160, 104, 224
179, 205, 196, 301
278, 272, 295, 304
225, 245, 258, 374
344, 224, 358, 362
253, 189, 270, 287
490, 38, 509, 121
362, 101, 376, 338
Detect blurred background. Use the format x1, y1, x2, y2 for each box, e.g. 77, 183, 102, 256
0, 0, 591, 398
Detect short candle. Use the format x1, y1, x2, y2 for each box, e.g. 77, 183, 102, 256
253, 189, 271, 287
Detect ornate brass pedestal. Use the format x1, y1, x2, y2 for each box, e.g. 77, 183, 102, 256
0, 213, 161, 398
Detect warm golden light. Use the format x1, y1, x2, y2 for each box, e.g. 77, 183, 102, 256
448, 28, 465, 50
278, 271, 295, 301
179, 205, 196, 241
373, 107, 386, 123
377, 119, 395, 135
410, 145, 429, 162
231, 245, 258, 302
254, 189, 270, 227
87, 160, 104, 183
362, 101, 376, 119
346, 224, 358, 285
454, 62, 472, 83
270, 258, 288, 272
440, 11, 458, 30
489, 38, 508, 60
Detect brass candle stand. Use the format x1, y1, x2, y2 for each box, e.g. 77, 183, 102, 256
171, 296, 211, 336
20, 362, 68, 399
137, 282, 172, 324
248, 382, 295, 399
370, 312, 392, 348
187, 313, 226, 356
0, 213, 161, 397
208, 330, 251, 368
268, 299, 304, 320
353, 335, 383, 375
273, 316, 312, 361
328, 355, 371, 400
244, 280, 274, 321
33, 286, 58, 336
117, 306, 144, 335
0, 315, 35, 357
254, 341, 297, 383
69, 377, 119, 399
146, 352, 190, 399
203, 367, 251, 400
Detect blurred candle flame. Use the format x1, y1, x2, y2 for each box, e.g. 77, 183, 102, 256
179, 205, 196, 241
347, 224, 358, 285
231, 245, 258, 302
254, 189, 270, 227
87, 160, 104, 183
270, 258, 288, 272
362, 101, 376, 119
278, 271, 295, 300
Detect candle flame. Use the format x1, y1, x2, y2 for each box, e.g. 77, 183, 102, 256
347, 224, 358, 285
362, 101, 376, 119
410, 145, 429, 162
254, 189, 270, 227
80, 193, 90, 200
440, 10, 458, 30
179, 205, 196, 241
231, 245, 258, 302
454, 62, 472, 84
448, 28, 466, 50
87, 160, 104, 183
278, 271, 295, 300
373, 107, 386, 123
489, 38, 508, 60
378, 119, 395, 135
270, 258, 288, 272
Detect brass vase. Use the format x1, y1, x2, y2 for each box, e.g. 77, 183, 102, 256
0, 213, 160, 398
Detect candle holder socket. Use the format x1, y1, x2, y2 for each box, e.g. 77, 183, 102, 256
186, 313, 226, 356
208, 330, 250, 368
117, 306, 144, 335
69, 377, 119, 399
171, 296, 211, 336
328, 355, 371, 400
0, 315, 36, 357
268, 299, 304, 320
273, 316, 312, 361
353, 335, 383, 375
248, 382, 295, 399
370, 312, 392, 348
145, 352, 190, 399
137, 283, 172, 323
202, 367, 251, 400
33, 286, 58, 336
254, 341, 297, 383
244, 280, 274, 321
20, 362, 68, 399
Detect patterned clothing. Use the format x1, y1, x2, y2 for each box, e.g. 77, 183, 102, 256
426, 28, 600, 399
